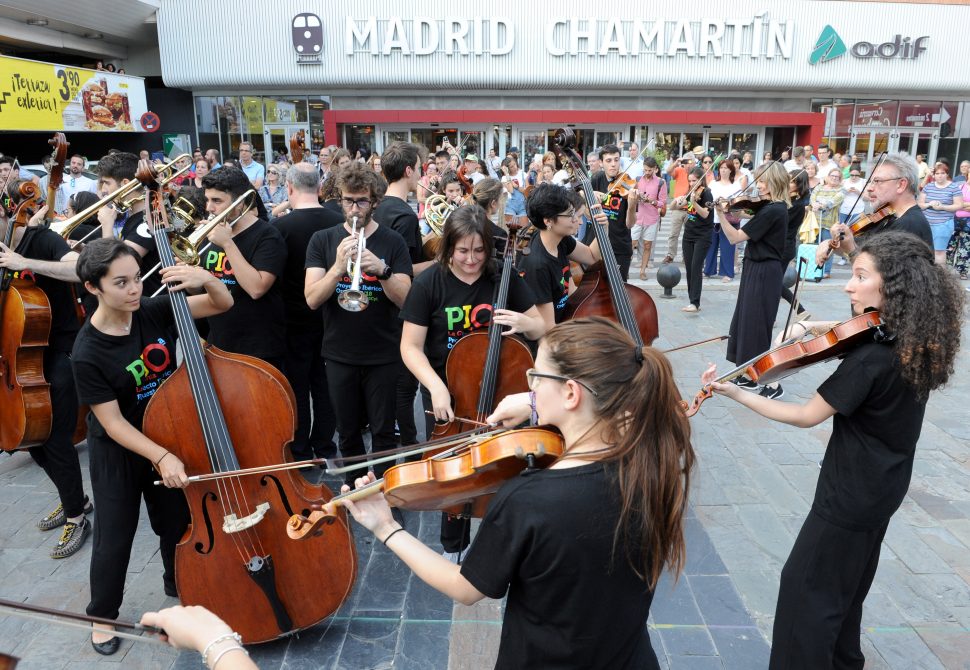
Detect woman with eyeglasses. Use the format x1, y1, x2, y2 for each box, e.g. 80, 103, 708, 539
343, 316, 694, 670
919, 162, 964, 265
258, 165, 288, 221
399, 205, 545, 560
810, 168, 845, 279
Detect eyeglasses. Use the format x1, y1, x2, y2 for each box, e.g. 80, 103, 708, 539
340, 197, 373, 209
850, 173, 861, 178
556, 209, 579, 220
870, 177, 903, 184
526, 368, 599, 397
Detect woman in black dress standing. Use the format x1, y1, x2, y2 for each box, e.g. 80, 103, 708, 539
715, 161, 789, 393
676, 168, 713, 313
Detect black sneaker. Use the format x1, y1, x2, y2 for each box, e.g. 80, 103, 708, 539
759, 385, 785, 400
51, 517, 90, 559
733, 376, 759, 390
38, 496, 93, 531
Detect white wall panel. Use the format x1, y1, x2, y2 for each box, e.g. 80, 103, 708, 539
158, 0, 969, 94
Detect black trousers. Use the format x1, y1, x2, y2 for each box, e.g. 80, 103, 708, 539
770, 512, 888, 670
616, 256, 632, 282
682, 235, 712, 307
326, 359, 400, 484
284, 327, 336, 461
29, 350, 86, 518
87, 437, 189, 619
395, 367, 421, 447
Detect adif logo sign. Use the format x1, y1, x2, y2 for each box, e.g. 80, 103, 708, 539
293, 13, 323, 64
810, 25, 928, 64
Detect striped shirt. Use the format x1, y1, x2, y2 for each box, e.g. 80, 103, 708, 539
922, 182, 962, 225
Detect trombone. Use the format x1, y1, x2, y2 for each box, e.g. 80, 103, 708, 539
146, 189, 256, 294
337, 216, 368, 312
51, 154, 192, 243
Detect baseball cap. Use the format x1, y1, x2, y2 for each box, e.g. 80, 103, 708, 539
508, 146, 519, 153
464, 153, 479, 162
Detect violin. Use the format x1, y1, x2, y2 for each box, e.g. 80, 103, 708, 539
433, 217, 534, 438
136, 161, 356, 644
0, 180, 53, 452
682, 311, 884, 416
716, 193, 771, 217
287, 427, 564, 539
606, 172, 637, 198
847, 204, 895, 237
555, 128, 659, 346
289, 130, 305, 163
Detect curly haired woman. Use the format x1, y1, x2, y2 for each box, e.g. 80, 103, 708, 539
700, 231, 964, 669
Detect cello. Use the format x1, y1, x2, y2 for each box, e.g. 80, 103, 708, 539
0, 180, 53, 452
554, 128, 659, 346
136, 161, 356, 644
432, 217, 534, 439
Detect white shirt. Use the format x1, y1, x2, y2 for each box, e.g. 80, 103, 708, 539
57, 173, 97, 204
840, 178, 867, 216
816, 160, 839, 179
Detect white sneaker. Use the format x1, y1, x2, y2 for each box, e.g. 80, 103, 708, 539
837, 256, 847, 266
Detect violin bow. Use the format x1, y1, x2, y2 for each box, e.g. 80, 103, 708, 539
843, 151, 886, 220
660, 335, 728, 355
0, 598, 167, 645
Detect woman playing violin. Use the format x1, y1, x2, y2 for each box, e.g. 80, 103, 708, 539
675, 168, 713, 312
699, 232, 963, 669
399, 205, 545, 558
345, 317, 695, 670
716, 161, 789, 391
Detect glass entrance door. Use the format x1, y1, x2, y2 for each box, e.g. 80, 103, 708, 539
263, 124, 309, 165
850, 130, 891, 172
895, 130, 934, 161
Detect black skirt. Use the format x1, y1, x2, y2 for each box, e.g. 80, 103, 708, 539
726, 259, 784, 364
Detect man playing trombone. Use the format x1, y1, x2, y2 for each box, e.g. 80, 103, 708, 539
304, 163, 412, 485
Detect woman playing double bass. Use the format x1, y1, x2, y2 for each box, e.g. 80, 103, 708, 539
344, 317, 695, 669
699, 232, 963, 669
399, 205, 545, 559
70, 238, 232, 654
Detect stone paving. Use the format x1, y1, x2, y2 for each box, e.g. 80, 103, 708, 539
1, 253, 969, 669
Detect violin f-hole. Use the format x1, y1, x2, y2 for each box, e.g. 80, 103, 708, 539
260, 473, 296, 517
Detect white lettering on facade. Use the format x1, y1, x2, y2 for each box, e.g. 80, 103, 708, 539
345, 17, 513, 56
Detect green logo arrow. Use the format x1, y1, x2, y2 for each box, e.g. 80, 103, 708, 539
810, 25, 847, 64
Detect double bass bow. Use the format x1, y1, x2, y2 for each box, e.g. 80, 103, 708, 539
135, 160, 356, 644
554, 128, 659, 346
0, 180, 53, 452
433, 216, 534, 438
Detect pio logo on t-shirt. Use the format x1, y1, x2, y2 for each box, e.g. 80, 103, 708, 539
125, 338, 173, 399
445, 303, 492, 332
204, 250, 235, 282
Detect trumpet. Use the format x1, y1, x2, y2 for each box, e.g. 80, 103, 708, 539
338, 216, 368, 312
144, 190, 256, 291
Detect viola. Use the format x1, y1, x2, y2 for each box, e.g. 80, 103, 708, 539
287, 427, 564, 540
0, 181, 53, 452
136, 161, 356, 644
847, 204, 895, 237
555, 128, 659, 346
681, 311, 883, 416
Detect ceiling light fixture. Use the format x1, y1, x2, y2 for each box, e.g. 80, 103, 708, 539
26, 18, 49, 26
83, 32, 103, 39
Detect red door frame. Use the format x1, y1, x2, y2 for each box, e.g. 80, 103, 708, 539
324, 110, 825, 151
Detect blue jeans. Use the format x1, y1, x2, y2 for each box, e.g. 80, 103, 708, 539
704, 228, 737, 278
819, 228, 834, 276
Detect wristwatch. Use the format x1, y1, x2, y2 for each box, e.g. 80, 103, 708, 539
377, 264, 393, 280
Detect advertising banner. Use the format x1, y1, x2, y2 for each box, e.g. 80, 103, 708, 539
0, 55, 149, 132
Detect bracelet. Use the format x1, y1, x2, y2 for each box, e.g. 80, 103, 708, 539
201, 633, 242, 666
210, 645, 248, 670
154, 451, 172, 467
529, 390, 538, 426
382, 526, 405, 546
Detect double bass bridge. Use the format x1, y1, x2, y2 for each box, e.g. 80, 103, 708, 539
222, 502, 270, 534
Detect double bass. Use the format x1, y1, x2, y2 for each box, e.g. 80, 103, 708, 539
554, 129, 659, 346
0, 180, 53, 452
433, 217, 533, 438
136, 162, 356, 643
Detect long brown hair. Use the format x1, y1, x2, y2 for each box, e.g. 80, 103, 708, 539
541, 317, 695, 589
437, 204, 494, 272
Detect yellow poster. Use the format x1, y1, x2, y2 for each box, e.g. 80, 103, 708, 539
243, 96, 264, 134
0, 54, 149, 132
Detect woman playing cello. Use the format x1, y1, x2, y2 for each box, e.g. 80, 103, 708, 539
399, 205, 545, 559
344, 317, 695, 669
699, 232, 963, 669
70, 238, 232, 654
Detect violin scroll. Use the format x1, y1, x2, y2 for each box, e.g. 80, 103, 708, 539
680, 387, 713, 418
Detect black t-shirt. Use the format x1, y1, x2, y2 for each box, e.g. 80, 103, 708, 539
305, 223, 412, 365
201, 219, 287, 361
461, 462, 658, 670
71, 295, 178, 445
517, 234, 576, 323
591, 172, 632, 260
784, 195, 810, 261
741, 201, 787, 263
815, 341, 926, 531
682, 187, 714, 241
879, 206, 934, 249
373, 196, 422, 265
14, 227, 79, 352
399, 263, 536, 371
274, 207, 343, 331
118, 210, 162, 298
